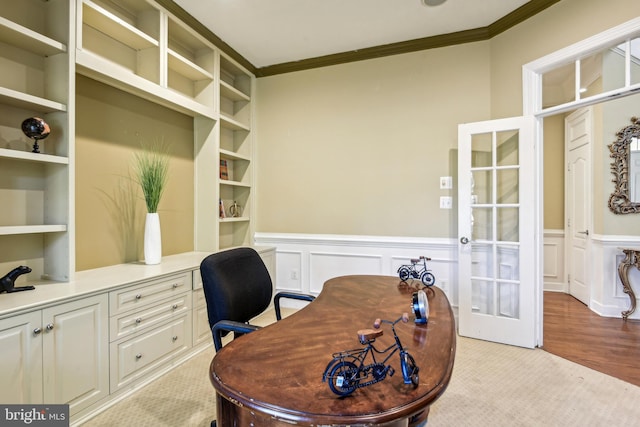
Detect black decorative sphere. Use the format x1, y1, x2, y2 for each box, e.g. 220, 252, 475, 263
22, 117, 50, 153
22, 117, 50, 141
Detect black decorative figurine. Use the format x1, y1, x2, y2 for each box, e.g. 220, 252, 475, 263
1, 266, 35, 293
21, 117, 50, 153
322, 313, 420, 396
397, 256, 436, 287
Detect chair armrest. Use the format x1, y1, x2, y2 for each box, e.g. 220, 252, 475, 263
274, 292, 316, 320
212, 320, 261, 351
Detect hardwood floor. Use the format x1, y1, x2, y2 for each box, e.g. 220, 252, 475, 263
543, 291, 640, 387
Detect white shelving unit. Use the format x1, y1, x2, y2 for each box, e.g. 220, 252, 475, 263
76, 0, 216, 118
74, 0, 255, 254
217, 55, 254, 249
0, 0, 256, 284
0, 0, 74, 282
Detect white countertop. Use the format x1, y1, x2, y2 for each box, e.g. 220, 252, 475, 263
0, 252, 211, 318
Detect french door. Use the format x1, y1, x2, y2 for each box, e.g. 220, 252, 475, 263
458, 116, 537, 348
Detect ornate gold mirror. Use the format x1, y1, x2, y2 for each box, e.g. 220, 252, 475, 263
609, 117, 640, 214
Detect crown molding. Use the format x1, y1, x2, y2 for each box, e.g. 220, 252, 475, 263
164, 0, 560, 78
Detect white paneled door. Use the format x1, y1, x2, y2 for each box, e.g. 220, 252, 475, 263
565, 108, 592, 305
458, 116, 536, 348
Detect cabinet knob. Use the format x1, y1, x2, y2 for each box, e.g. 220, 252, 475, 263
172, 336, 178, 342
172, 283, 179, 288
135, 353, 143, 360
135, 317, 142, 324
135, 294, 142, 300
45, 323, 54, 331
33, 327, 42, 335
172, 304, 178, 310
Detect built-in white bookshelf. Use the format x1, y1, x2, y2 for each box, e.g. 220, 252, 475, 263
0, 0, 73, 282
0, 0, 256, 285
217, 55, 254, 249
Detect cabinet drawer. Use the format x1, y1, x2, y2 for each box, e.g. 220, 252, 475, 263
110, 272, 191, 315
110, 313, 192, 393
110, 294, 191, 342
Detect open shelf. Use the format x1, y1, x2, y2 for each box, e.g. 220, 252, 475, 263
219, 148, 250, 162
82, 0, 158, 51
220, 114, 250, 132
220, 80, 250, 102
0, 87, 67, 113
219, 217, 250, 223
168, 49, 213, 81
0, 148, 69, 165
0, 225, 67, 236
0, 16, 67, 56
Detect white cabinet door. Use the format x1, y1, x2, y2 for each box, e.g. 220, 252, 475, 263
193, 288, 212, 346
42, 294, 109, 414
0, 312, 43, 403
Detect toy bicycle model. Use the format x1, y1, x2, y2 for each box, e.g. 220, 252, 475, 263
322, 313, 419, 396
398, 256, 435, 286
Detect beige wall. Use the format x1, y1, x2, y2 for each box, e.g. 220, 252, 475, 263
256, 42, 491, 237
543, 115, 565, 230
255, 0, 640, 238
75, 76, 194, 271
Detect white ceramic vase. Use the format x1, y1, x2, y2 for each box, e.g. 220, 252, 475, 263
144, 212, 162, 265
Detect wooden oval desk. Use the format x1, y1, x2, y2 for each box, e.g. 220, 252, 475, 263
209, 275, 456, 426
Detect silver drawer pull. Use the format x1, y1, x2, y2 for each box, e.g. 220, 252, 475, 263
135, 294, 142, 300
172, 304, 178, 310
45, 323, 54, 331
172, 283, 180, 288
135, 317, 142, 324
33, 327, 42, 335
135, 353, 143, 360
172, 336, 178, 342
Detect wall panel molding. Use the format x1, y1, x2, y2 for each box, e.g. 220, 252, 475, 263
257, 231, 640, 320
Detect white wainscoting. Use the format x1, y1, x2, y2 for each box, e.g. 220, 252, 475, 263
543, 230, 566, 292
256, 231, 640, 320
590, 234, 640, 319
254, 233, 458, 310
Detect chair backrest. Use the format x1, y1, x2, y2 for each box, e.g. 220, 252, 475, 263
200, 247, 273, 333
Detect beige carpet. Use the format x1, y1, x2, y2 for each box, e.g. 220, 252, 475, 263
81, 312, 640, 426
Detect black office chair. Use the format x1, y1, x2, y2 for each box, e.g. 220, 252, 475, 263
200, 247, 315, 352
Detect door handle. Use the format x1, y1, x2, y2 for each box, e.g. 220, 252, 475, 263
460, 236, 470, 244
578, 230, 589, 236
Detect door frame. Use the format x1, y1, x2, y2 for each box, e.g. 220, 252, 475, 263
522, 17, 640, 346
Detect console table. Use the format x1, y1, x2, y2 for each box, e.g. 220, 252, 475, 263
209, 275, 456, 427
618, 248, 640, 319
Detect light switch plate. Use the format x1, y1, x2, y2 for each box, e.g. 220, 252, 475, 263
439, 176, 453, 189
440, 196, 452, 209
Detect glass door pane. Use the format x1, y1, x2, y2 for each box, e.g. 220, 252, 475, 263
470, 129, 521, 319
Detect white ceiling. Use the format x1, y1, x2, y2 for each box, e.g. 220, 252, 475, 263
173, 0, 531, 68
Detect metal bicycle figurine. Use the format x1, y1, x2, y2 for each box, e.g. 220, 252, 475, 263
397, 256, 435, 287
322, 313, 419, 396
